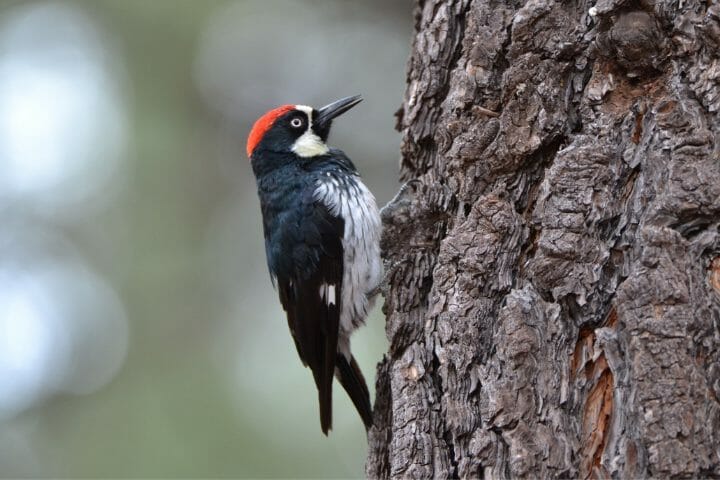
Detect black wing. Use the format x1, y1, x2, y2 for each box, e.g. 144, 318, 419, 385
273, 196, 344, 435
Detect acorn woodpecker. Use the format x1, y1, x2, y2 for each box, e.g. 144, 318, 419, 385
246, 95, 381, 435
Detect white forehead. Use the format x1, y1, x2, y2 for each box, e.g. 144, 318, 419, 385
295, 105, 313, 119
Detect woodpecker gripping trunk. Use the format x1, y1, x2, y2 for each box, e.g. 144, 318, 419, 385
248, 96, 381, 435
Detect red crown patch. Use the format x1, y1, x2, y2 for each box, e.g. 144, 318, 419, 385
246, 105, 295, 157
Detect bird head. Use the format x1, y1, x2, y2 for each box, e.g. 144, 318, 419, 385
246, 95, 362, 160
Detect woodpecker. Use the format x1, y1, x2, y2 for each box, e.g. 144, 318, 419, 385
246, 95, 381, 435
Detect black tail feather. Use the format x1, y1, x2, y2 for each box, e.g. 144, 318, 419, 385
319, 312, 337, 435
319, 384, 332, 435
319, 301, 339, 436
294, 282, 338, 436
336, 354, 373, 429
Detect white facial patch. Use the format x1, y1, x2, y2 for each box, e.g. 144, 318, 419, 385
291, 105, 329, 157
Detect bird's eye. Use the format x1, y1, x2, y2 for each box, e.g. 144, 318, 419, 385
290, 118, 303, 128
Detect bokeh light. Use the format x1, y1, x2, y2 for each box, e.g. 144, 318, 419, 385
0, 0, 411, 477
0, 234, 129, 417
0, 1, 126, 216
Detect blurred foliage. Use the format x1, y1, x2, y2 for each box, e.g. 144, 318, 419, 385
0, 0, 412, 477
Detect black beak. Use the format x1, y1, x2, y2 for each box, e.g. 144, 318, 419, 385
314, 95, 363, 131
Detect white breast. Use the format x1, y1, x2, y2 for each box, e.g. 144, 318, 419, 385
313, 173, 382, 338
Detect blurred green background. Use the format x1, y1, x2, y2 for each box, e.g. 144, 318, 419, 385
0, 0, 411, 477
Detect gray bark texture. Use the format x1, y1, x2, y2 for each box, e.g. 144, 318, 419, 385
367, 0, 720, 478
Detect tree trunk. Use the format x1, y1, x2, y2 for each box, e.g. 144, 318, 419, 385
367, 0, 720, 477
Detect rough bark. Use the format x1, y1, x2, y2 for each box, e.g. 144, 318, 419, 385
367, 0, 720, 478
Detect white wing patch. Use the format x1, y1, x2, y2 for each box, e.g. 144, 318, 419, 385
292, 105, 329, 157
319, 283, 337, 306
313, 173, 382, 337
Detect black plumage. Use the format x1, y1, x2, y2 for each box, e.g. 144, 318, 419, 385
248, 96, 375, 435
